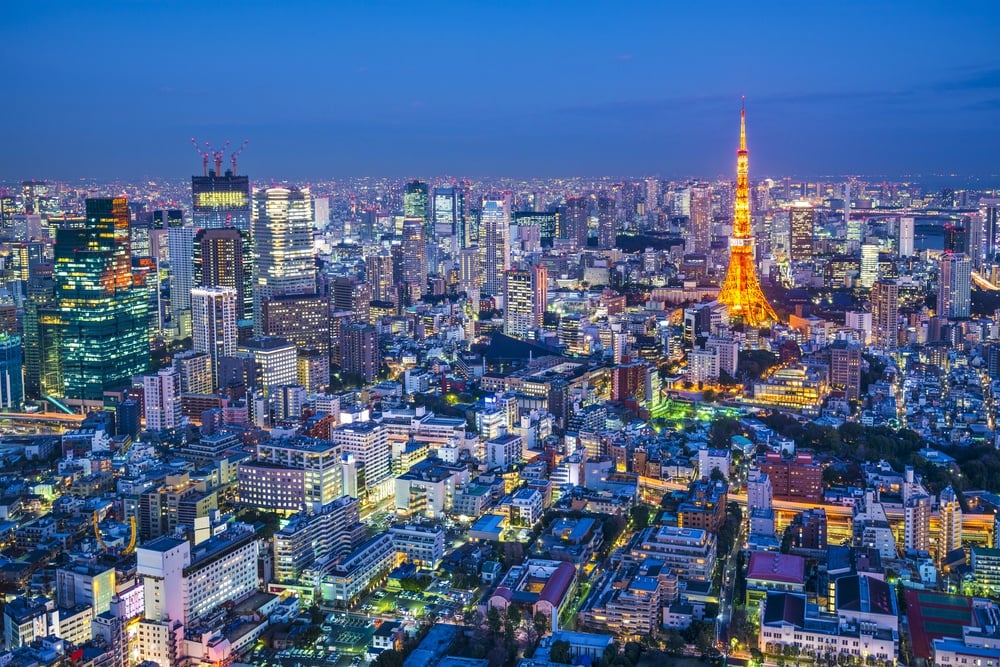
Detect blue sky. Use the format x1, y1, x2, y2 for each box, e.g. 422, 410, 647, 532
2, 0, 999, 180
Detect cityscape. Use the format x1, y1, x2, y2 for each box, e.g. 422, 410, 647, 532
3, 3, 1000, 667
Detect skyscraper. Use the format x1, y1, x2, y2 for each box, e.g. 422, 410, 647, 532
194, 228, 249, 320
53, 198, 149, 403
261, 294, 331, 359
597, 195, 616, 249
252, 186, 316, 333
938, 252, 971, 319
404, 180, 430, 237
717, 101, 779, 327
23, 266, 55, 399
191, 287, 237, 388
481, 193, 512, 296
788, 201, 815, 262
167, 225, 196, 313
503, 265, 548, 340
898, 216, 915, 257
401, 217, 427, 301
503, 269, 533, 339
872, 281, 899, 350
333, 277, 372, 324
433, 185, 463, 244
983, 200, 1000, 262
513, 211, 559, 248
365, 251, 395, 304
561, 197, 589, 249
191, 169, 251, 231
0, 334, 24, 411
860, 243, 880, 288
689, 184, 712, 255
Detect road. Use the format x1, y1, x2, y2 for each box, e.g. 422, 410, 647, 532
716, 521, 745, 649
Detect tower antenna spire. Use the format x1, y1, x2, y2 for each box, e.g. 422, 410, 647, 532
717, 98, 779, 328
740, 96, 747, 152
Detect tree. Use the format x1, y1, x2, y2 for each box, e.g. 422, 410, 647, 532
533, 611, 549, 638
623, 641, 643, 663
507, 605, 522, 630
486, 607, 503, 637
631, 505, 652, 529
373, 650, 405, 667
550, 640, 572, 664
666, 631, 686, 653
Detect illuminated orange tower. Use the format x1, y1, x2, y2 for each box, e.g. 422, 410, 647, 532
718, 99, 779, 327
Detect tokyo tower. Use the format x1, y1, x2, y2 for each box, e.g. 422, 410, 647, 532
717, 99, 779, 327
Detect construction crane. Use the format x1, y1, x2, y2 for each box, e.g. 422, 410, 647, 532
93, 511, 137, 555
212, 140, 230, 176
230, 139, 249, 175
191, 138, 212, 176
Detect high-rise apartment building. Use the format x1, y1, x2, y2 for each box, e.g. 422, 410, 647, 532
904, 494, 931, 554
401, 217, 427, 300
365, 251, 395, 304
597, 195, 616, 249
252, 186, 316, 333
872, 281, 899, 350
172, 351, 214, 395
939, 486, 963, 563
52, 198, 149, 403
561, 197, 589, 249
789, 201, 815, 262
938, 252, 971, 319
481, 193, 512, 296
898, 216, 915, 257
503, 266, 546, 340
340, 323, 378, 383
829, 340, 862, 400
689, 184, 712, 255
191, 287, 237, 387
143, 368, 182, 432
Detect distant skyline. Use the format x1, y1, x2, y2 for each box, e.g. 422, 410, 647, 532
3, 1, 1000, 181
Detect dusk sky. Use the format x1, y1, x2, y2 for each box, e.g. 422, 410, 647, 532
3, 1, 1000, 181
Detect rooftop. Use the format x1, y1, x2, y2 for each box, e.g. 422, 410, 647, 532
747, 551, 806, 585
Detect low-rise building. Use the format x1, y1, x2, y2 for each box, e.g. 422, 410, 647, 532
759, 592, 898, 664
389, 523, 445, 569
488, 559, 577, 631
746, 552, 806, 608
320, 533, 398, 607
621, 526, 717, 582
